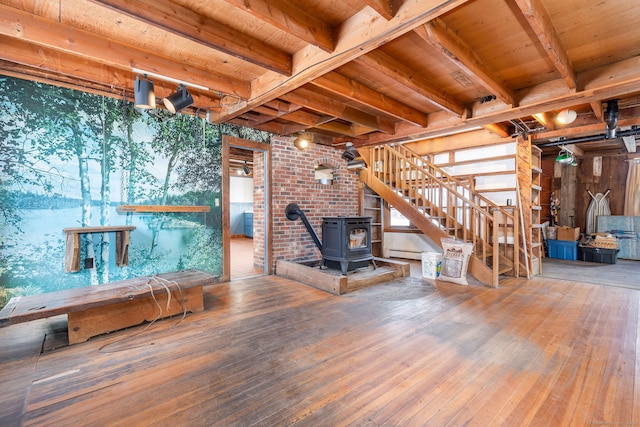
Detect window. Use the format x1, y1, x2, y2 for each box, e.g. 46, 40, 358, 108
386, 205, 417, 230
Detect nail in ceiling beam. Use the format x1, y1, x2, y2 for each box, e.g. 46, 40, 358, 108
0, 5, 250, 99
310, 72, 428, 127
90, 0, 292, 75
356, 49, 466, 116
220, 0, 335, 52
513, 0, 577, 90
414, 18, 514, 107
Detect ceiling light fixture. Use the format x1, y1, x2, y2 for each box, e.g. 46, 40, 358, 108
557, 109, 577, 125
555, 147, 575, 164
341, 141, 357, 161
131, 68, 209, 91
134, 74, 155, 109
163, 84, 194, 113
243, 161, 251, 175
293, 134, 310, 151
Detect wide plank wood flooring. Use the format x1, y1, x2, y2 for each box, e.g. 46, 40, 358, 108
0, 272, 638, 426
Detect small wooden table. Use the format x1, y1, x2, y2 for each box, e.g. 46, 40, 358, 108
63, 226, 136, 272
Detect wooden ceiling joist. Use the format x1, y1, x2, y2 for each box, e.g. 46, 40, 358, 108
414, 18, 515, 107
310, 72, 429, 127
513, 0, 577, 91
220, 0, 335, 52
356, 50, 466, 116
280, 86, 395, 134
362, 0, 400, 20
91, 0, 293, 75
0, 4, 250, 99
2, 0, 639, 157
211, 0, 470, 122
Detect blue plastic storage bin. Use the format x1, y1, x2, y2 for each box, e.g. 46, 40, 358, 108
547, 239, 578, 260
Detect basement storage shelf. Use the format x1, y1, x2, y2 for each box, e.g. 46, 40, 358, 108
546, 239, 578, 260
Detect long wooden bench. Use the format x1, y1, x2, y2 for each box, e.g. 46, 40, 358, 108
0, 269, 216, 344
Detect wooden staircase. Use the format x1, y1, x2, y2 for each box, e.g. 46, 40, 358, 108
358, 144, 520, 287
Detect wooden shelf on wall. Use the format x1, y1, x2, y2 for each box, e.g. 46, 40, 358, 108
63, 226, 136, 273
116, 205, 211, 213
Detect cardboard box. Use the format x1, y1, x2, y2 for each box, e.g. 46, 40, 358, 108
557, 226, 580, 241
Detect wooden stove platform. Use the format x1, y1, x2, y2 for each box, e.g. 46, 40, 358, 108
275, 257, 410, 295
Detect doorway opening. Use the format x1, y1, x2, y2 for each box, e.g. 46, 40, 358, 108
223, 135, 271, 281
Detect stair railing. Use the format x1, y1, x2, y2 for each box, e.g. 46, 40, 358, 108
365, 144, 519, 281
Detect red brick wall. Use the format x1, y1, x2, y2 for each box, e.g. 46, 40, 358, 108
270, 136, 360, 269
252, 150, 265, 269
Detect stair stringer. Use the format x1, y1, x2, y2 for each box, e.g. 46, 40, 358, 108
360, 169, 495, 287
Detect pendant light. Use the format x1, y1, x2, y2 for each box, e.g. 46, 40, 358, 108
555, 147, 574, 164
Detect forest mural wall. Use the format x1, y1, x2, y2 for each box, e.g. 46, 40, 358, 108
0, 77, 270, 308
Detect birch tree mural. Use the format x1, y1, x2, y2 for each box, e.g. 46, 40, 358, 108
0, 77, 244, 308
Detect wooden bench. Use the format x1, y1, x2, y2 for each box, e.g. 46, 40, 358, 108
0, 269, 216, 344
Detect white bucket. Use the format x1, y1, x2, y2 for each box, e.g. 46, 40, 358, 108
421, 252, 442, 279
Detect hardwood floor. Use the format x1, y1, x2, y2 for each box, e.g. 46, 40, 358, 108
230, 237, 263, 279
1, 271, 638, 426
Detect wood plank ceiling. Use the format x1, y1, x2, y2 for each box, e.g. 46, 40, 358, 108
1, 0, 640, 158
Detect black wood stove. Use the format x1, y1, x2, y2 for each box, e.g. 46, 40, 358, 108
321, 216, 375, 274
285, 204, 376, 275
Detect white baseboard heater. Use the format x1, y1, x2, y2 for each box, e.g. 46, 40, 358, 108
385, 249, 422, 260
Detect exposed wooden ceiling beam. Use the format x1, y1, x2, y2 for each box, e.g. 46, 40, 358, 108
90, 0, 293, 75
362, 0, 400, 20
310, 72, 429, 127
356, 57, 640, 145
356, 49, 466, 116
316, 121, 369, 137
220, 0, 335, 52
211, 0, 470, 122
414, 18, 514, 107
513, 0, 577, 90
483, 123, 511, 138
590, 100, 604, 121
263, 99, 301, 114
280, 86, 395, 133
0, 44, 221, 109
279, 110, 335, 128
532, 112, 556, 131
0, 4, 251, 99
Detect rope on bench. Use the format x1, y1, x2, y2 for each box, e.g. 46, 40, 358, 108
98, 274, 188, 353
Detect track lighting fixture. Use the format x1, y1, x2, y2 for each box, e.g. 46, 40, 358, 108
557, 109, 577, 125
134, 74, 155, 109
163, 84, 194, 113
243, 161, 251, 175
